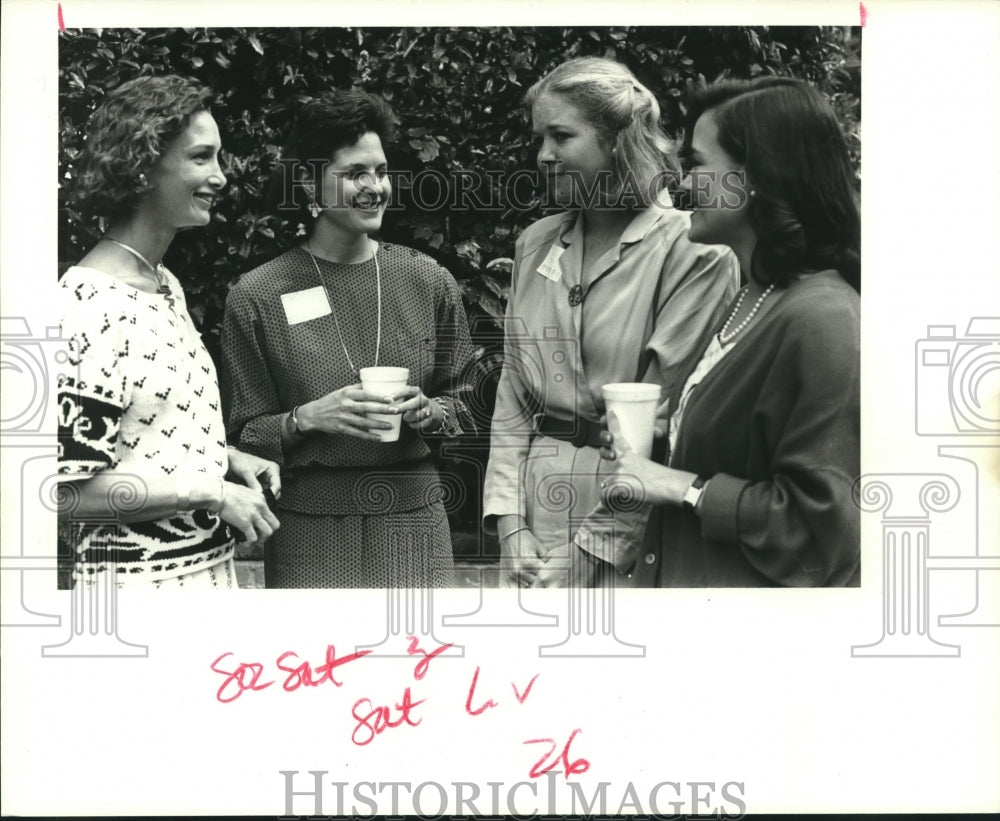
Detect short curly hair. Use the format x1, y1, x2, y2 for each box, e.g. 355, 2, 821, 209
266, 89, 396, 222
73, 74, 215, 219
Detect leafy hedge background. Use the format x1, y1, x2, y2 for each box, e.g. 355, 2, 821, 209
59, 26, 860, 351
58, 26, 860, 556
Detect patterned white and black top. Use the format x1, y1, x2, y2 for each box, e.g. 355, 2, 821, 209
57, 265, 233, 582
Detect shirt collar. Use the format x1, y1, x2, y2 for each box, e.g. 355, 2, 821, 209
561, 188, 677, 250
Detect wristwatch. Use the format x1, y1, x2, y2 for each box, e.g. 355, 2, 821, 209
681, 476, 707, 510
286, 405, 303, 437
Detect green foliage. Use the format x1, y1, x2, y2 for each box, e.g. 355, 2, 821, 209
59, 26, 861, 360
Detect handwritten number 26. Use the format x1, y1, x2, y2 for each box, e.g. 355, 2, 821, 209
524, 729, 589, 780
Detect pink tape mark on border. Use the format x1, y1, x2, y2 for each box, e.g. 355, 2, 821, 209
860, 2, 868, 27
58, 3, 65, 31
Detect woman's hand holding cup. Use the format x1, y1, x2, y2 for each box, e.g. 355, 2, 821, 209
389, 386, 443, 433
599, 411, 692, 508
359, 367, 411, 441
296, 384, 398, 441
598, 411, 660, 508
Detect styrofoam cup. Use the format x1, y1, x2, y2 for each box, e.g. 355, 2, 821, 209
601, 382, 662, 458
360, 366, 409, 442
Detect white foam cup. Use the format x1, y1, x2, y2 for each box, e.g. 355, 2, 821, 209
360, 366, 410, 442
601, 382, 662, 458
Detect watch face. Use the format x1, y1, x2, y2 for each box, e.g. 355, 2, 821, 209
683, 483, 703, 508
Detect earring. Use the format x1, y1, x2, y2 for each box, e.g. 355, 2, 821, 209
137, 172, 148, 188
308, 201, 321, 219
749, 189, 757, 197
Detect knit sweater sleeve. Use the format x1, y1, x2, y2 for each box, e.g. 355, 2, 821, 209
57, 275, 130, 476
698, 292, 861, 586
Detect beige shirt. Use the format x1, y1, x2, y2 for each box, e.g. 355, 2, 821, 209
483, 193, 739, 569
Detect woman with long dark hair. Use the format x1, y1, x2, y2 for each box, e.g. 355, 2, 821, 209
598, 76, 861, 586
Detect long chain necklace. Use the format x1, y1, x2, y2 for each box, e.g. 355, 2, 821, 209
103, 237, 176, 311
717, 282, 775, 345
306, 239, 381, 375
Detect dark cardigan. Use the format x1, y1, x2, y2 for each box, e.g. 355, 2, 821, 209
632, 270, 861, 587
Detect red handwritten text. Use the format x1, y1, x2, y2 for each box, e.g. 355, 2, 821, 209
351, 687, 426, 746
466, 666, 540, 715
209, 640, 588, 778
524, 729, 590, 780
512, 673, 539, 704
465, 665, 499, 715
210, 652, 274, 703
276, 645, 370, 692
210, 645, 369, 703
405, 635, 453, 680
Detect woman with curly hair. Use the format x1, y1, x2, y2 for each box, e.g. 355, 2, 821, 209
598, 76, 861, 587
220, 90, 477, 588
58, 74, 280, 588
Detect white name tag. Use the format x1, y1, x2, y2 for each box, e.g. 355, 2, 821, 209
281, 287, 332, 326
536, 246, 564, 282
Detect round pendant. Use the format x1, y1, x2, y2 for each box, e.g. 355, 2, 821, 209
567, 284, 584, 307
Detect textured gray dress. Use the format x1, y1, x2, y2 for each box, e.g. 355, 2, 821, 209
221, 243, 476, 588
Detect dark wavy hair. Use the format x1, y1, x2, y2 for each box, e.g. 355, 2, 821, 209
681, 76, 860, 292
74, 74, 215, 219
266, 89, 395, 223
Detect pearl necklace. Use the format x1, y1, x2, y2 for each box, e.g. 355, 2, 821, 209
717, 282, 775, 345
305, 239, 381, 376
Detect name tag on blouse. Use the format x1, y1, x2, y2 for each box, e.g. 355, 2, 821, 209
281, 287, 332, 325
536, 246, 564, 282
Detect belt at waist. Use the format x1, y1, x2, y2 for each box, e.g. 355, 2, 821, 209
534, 415, 605, 449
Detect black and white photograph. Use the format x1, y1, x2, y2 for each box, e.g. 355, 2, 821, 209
53, 21, 862, 592
2, 0, 998, 816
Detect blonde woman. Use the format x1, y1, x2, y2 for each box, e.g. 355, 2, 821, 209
483, 57, 739, 588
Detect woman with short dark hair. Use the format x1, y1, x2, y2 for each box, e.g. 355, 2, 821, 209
220, 89, 477, 588
58, 74, 280, 588
599, 76, 861, 586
